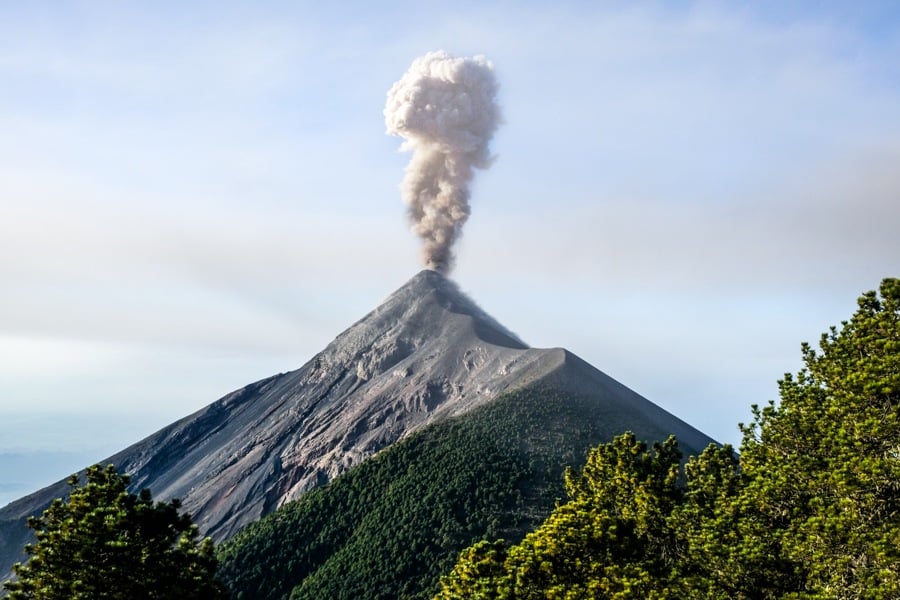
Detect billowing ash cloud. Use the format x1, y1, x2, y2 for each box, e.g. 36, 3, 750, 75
385, 51, 501, 274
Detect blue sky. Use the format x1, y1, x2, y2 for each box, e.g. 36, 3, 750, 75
2, 1, 899, 506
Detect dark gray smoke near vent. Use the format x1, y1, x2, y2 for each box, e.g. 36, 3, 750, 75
385, 51, 501, 274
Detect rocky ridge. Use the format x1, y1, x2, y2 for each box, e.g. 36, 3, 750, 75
0, 270, 715, 578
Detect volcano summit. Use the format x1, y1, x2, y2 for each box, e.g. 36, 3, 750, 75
0, 270, 715, 578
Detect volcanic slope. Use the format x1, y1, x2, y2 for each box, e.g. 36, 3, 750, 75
0, 270, 715, 577
217, 384, 715, 600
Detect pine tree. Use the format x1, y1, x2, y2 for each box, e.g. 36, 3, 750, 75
436, 278, 900, 599
2, 464, 227, 600
736, 277, 900, 598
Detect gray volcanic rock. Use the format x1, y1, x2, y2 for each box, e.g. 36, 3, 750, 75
0, 270, 715, 578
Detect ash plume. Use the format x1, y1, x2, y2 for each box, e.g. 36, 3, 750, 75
385, 51, 501, 274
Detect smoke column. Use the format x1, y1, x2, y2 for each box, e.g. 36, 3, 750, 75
385, 51, 501, 274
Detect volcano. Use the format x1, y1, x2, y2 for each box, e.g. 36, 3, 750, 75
0, 270, 715, 578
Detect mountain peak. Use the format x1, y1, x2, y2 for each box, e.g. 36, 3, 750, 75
329, 271, 528, 362
95, 270, 546, 541
395, 270, 527, 348
0, 270, 716, 579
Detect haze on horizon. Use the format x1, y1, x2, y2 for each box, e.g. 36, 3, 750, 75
2, 1, 899, 506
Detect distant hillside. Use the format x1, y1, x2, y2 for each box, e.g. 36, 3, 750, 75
217, 385, 714, 600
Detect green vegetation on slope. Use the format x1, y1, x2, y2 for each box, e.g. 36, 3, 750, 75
216, 386, 664, 600
437, 278, 900, 599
